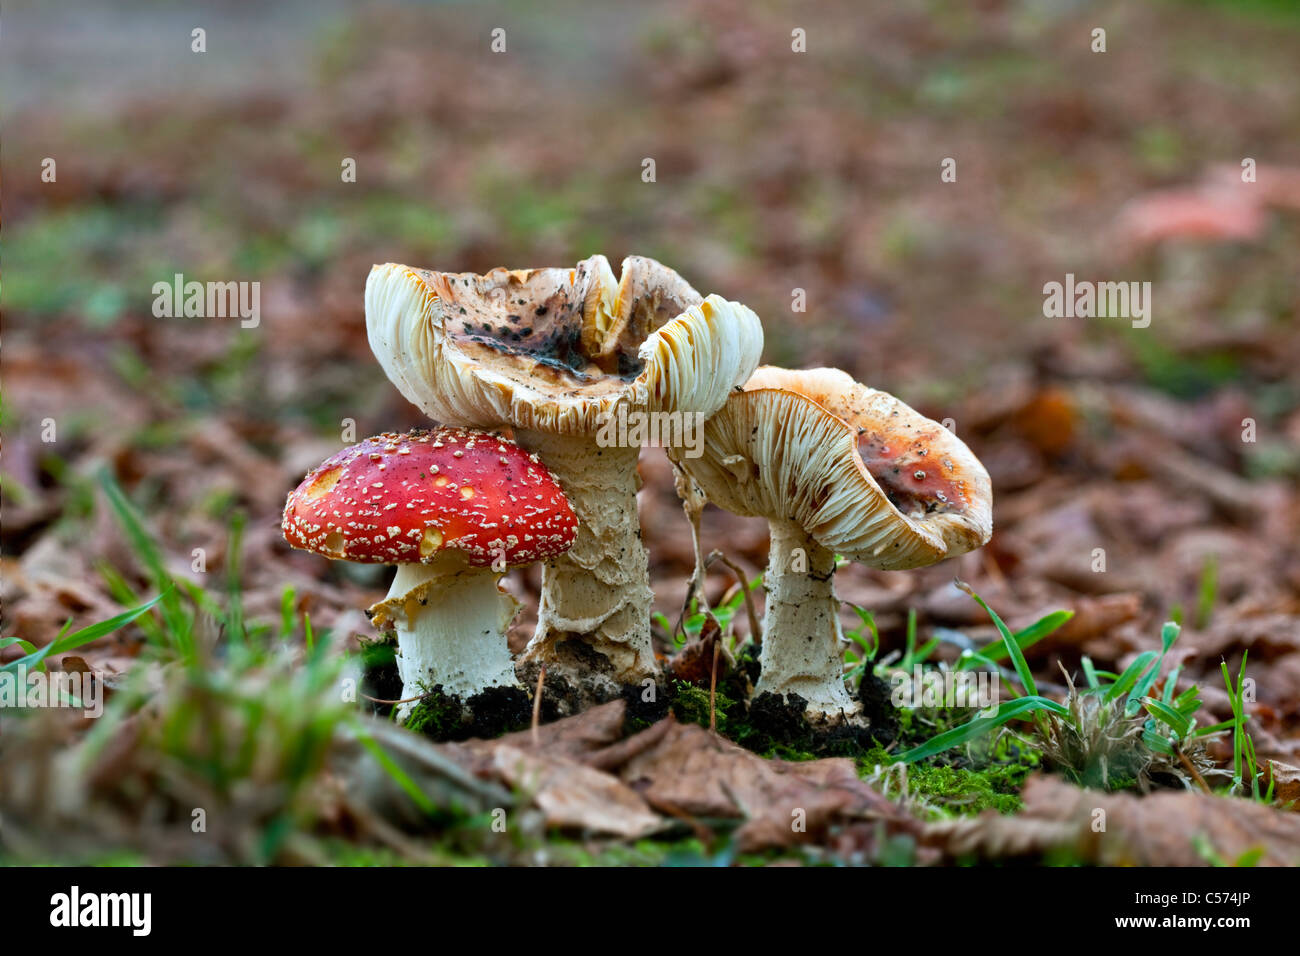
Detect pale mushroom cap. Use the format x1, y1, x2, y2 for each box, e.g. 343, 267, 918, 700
676, 366, 993, 570
365, 255, 764, 435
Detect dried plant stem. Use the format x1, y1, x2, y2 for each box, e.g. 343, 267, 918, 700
532, 663, 547, 748
707, 550, 762, 644
709, 639, 721, 734
1177, 746, 1212, 794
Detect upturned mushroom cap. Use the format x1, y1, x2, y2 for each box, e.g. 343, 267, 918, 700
364, 255, 763, 434
282, 427, 577, 568
675, 367, 992, 570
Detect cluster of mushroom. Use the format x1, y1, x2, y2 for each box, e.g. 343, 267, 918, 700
281, 254, 993, 736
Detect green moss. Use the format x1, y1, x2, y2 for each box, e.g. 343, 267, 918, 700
669, 680, 741, 736
401, 683, 531, 741
403, 687, 463, 738
358, 635, 396, 671
858, 738, 1038, 817
357, 635, 400, 718
669, 690, 872, 761
906, 763, 1022, 815
895, 703, 973, 751
622, 712, 657, 735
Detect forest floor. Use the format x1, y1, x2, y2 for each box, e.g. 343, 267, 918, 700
2, 0, 1300, 864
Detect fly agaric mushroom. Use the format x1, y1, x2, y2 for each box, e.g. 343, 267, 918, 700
364, 255, 762, 701
669, 367, 992, 726
282, 428, 577, 719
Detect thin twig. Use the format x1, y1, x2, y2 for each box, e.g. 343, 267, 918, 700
361, 690, 433, 706
707, 550, 762, 644
689, 521, 710, 614
669, 461, 710, 637
709, 639, 721, 734
532, 663, 546, 748
1176, 745, 1212, 794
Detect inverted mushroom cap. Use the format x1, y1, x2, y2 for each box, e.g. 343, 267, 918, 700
282, 428, 577, 567
675, 367, 993, 570
364, 255, 764, 435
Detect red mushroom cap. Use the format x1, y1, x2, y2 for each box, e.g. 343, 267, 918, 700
282, 428, 577, 567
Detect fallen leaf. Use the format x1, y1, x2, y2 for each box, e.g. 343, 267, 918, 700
1265, 761, 1300, 810
1051, 593, 1143, 644
616, 720, 909, 852
472, 699, 629, 763
924, 774, 1300, 865
489, 745, 662, 839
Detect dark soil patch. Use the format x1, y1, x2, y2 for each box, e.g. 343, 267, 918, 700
405, 684, 532, 742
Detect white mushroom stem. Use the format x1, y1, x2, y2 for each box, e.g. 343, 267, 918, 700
513, 429, 657, 684
374, 563, 522, 720
757, 519, 862, 720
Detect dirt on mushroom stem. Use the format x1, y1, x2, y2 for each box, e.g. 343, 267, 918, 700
512, 429, 659, 709
369, 561, 524, 722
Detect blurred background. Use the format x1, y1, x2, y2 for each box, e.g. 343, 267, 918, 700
2, 0, 1299, 862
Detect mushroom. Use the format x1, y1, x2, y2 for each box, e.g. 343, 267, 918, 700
668, 367, 993, 725
364, 255, 763, 699
282, 428, 577, 718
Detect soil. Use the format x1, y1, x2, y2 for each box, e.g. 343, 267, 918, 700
517, 637, 635, 720
404, 684, 533, 742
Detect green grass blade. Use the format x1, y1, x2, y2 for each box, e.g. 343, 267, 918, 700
896, 695, 1068, 763
955, 580, 1037, 696
910, 636, 941, 666
1190, 719, 1235, 739
966, 609, 1073, 670
1105, 651, 1157, 704
0, 637, 38, 655
99, 469, 194, 659
1141, 696, 1191, 737
1, 592, 167, 676
1124, 622, 1180, 714
1195, 556, 1218, 629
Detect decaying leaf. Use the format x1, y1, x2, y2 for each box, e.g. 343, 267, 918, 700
439, 703, 916, 852
616, 720, 912, 852
487, 745, 662, 839
1265, 760, 1300, 810
924, 774, 1300, 865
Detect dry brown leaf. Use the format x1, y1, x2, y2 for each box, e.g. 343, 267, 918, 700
616, 720, 909, 852
666, 614, 727, 688
1051, 593, 1143, 644
488, 745, 662, 839
476, 699, 629, 763
925, 774, 1300, 865
1265, 760, 1300, 810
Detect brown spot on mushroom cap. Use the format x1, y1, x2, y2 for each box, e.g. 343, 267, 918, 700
417, 256, 697, 386
365, 256, 764, 437
281, 427, 577, 567
673, 366, 993, 571
856, 431, 968, 518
